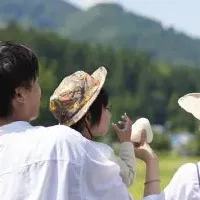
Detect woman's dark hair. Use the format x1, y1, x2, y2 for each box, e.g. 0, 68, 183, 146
71, 88, 109, 132
0, 41, 39, 117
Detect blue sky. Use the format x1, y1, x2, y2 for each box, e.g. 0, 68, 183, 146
67, 0, 200, 38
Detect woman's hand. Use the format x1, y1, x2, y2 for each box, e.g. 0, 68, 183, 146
112, 113, 132, 143
133, 129, 158, 164
133, 130, 160, 196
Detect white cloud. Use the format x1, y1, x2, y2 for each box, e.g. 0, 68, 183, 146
83, 0, 117, 8
68, 0, 119, 9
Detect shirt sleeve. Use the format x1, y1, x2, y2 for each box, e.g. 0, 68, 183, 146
110, 142, 136, 187
154, 163, 200, 200
81, 141, 132, 200
143, 194, 163, 200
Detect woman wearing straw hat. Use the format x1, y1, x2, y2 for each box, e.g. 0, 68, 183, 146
144, 93, 200, 200
160, 94, 200, 200
50, 66, 160, 199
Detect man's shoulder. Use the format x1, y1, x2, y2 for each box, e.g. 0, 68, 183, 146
46, 125, 81, 137
34, 125, 86, 146
33, 124, 83, 140
31, 125, 87, 162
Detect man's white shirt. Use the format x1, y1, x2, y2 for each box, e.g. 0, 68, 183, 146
0, 121, 159, 200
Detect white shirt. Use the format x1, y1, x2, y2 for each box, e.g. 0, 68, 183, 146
157, 162, 200, 200
0, 121, 158, 200
90, 141, 136, 187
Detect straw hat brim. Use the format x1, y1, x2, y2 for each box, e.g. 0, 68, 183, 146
178, 93, 200, 120
66, 66, 107, 126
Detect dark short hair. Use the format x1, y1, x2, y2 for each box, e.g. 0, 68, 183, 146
70, 88, 109, 132
0, 41, 39, 117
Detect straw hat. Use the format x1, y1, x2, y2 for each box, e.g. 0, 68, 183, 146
178, 93, 200, 120
50, 67, 107, 126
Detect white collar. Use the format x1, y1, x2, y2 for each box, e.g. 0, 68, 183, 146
0, 121, 32, 135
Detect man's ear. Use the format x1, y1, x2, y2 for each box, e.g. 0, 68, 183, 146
14, 87, 27, 104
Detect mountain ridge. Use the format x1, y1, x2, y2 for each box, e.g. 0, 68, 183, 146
0, 0, 200, 65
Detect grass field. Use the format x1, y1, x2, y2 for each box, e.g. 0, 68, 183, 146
128, 155, 199, 200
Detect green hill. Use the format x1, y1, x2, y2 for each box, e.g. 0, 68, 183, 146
0, 0, 80, 29
1, 0, 200, 65
64, 3, 200, 65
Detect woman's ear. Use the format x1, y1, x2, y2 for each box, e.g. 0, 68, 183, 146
85, 112, 92, 126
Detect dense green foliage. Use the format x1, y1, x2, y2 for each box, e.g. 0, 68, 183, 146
1, 23, 200, 142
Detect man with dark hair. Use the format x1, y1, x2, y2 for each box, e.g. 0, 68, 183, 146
0, 41, 40, 122
0, 41, 160, 200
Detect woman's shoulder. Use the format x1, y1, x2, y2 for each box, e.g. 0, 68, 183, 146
163, 162, 200, 200
176, 162, 198, 176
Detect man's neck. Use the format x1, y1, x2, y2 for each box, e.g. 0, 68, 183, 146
0, 118, 14, 127
0, 115, 26, 127
0, 111, 30, 127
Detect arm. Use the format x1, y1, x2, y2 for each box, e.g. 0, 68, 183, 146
137, 146, 162, 200
111, 142, 136, 187
112, 114, 161, 199
144, 156, 160, 196
134, 139, 160, 197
